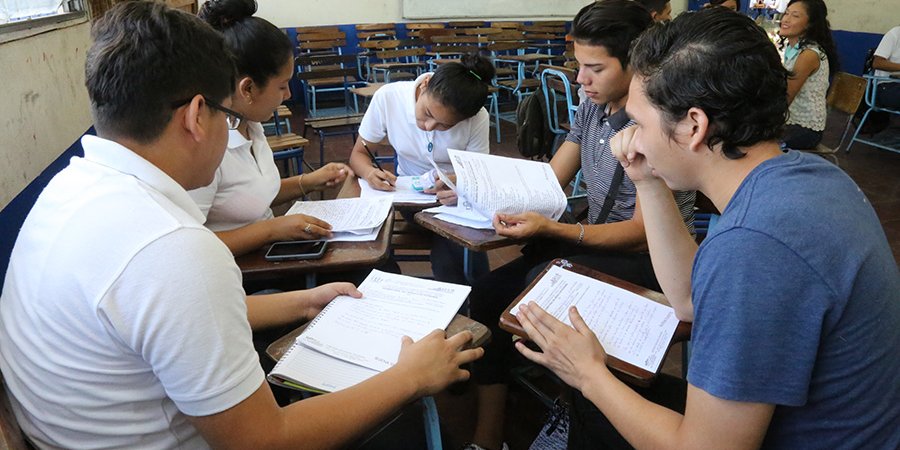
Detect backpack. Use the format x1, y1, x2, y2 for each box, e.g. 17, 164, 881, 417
516, 88, 554, 160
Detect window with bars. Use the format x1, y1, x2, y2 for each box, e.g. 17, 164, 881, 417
0, 0, 85, 35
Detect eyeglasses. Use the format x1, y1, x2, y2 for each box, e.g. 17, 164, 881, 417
171, 96, 244, 130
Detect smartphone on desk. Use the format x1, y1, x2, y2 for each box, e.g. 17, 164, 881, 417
264, 240, 328, 261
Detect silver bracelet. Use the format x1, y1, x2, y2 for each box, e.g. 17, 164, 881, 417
298, 173, 308, 197
575, 222, 585, 246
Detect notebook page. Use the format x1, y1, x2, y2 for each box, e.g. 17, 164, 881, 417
286, 197, 392, 232
448, 149, 568, 221
270, 341, 379, 392
299, 270, 471, 372
511, 265, 679, 372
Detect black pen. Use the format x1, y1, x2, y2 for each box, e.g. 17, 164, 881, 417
361, 140, 393, 187
361, 140, 383, 171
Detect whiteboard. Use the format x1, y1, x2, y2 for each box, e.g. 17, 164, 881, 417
402, 0, 584, 19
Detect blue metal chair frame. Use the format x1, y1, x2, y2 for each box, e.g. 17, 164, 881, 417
846, 74, 900, 155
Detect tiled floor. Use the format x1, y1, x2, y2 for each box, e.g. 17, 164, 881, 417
283, 98, 900, 449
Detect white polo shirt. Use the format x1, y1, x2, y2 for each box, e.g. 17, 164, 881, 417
0, 135, 264, 449
358, 73, 490, 177
189, 121, 281, 231
875, 26, 900, 79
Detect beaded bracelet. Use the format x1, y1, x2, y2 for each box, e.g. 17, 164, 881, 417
575, 222, 585, 246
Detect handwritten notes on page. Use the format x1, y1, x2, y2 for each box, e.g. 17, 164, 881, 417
511, 265, 679, 372
286, 197, 392, 241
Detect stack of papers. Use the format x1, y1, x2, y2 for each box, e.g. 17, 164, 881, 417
358, 177, 438, 204
426, 150, 568, 230
286, 197, 392, 242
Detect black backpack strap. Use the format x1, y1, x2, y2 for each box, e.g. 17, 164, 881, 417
592, 162, 625, 225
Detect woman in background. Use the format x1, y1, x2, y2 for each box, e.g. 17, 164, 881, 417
779, 0, 838, 150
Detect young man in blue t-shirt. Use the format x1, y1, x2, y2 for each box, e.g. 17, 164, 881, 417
513, 8, 900, 449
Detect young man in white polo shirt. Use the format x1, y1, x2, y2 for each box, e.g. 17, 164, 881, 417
0, 2, 481, 448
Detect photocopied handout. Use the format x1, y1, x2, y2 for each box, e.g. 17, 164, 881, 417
358, 177, 438, 204
426, 150, 568, 228
298, 270, 471, 372
511, 265, 679, 373
285, 197, 392, 232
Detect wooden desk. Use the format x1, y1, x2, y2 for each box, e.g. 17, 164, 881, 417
350, 82, 385, 99
267, 313, 491, 361
414, 211, 518, 283
236, 177, 394, 288
236, 213, 393, 287
501, 53, 559, 63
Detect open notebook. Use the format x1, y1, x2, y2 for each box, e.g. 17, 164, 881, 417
268, 270, 471, 393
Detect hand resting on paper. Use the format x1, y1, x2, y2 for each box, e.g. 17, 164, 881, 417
492, 211, 552, 239
514, 302, 609, 392
301, 282, 363, 320
424, 175, 458, 205
392, 329, 484, 397
269, 213, 333, 240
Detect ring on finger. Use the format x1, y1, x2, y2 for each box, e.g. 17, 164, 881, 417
304, 224, 312, 234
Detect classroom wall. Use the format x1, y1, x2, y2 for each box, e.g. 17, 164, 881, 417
0, 21, 92, 209
255, 0, 592, 27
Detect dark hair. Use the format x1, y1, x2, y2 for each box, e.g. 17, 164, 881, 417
634, 0, 670, 15
707, 0, 742, 10
782, 0, 839, 77
85, 1, 235, 143
630, 8, 788, 159
199, 0, 293, 87
426, 53, 496, 118
570, 0, 653, 68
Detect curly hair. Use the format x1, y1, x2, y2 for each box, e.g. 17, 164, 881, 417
630, 8, 788, 159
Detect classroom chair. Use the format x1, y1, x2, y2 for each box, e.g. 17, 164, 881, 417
846, 73, 900, 156
296, 30, 364, 117
804, 72, 867, 164
355, 24, 398, 82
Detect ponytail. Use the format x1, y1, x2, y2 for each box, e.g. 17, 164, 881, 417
426, 52, 495, 118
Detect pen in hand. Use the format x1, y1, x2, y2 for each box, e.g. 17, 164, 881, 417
361, 140, 394, 187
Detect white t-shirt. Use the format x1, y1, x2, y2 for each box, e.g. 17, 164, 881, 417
774, 0, 788, 13
189, 121, 281, 231
0, 135, 264, 449
874, 26, 900, 79
357, 73, 490, 177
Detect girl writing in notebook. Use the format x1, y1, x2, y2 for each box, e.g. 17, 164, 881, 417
348, 53, 496, 284
190, 0, 351, 257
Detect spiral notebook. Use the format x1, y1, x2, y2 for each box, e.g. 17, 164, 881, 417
268, 270, 471, 393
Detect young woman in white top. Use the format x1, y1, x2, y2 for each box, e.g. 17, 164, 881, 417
778, 0, 838, 150
190, 0, 351, 257
349, 54, 496, 284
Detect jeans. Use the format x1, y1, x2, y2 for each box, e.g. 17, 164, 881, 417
782, 124, 823, 150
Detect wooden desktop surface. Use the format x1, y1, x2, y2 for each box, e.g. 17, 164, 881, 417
267, 314, 492, 361
236, 176, 395, 283
413, 211, 517, 252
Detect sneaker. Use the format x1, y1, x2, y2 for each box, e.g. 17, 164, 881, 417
462, 443, 509, 450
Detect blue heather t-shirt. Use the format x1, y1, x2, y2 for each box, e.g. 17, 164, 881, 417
688, 151, 900, 448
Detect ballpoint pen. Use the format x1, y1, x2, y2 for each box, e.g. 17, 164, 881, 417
361, 140, 393, 186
